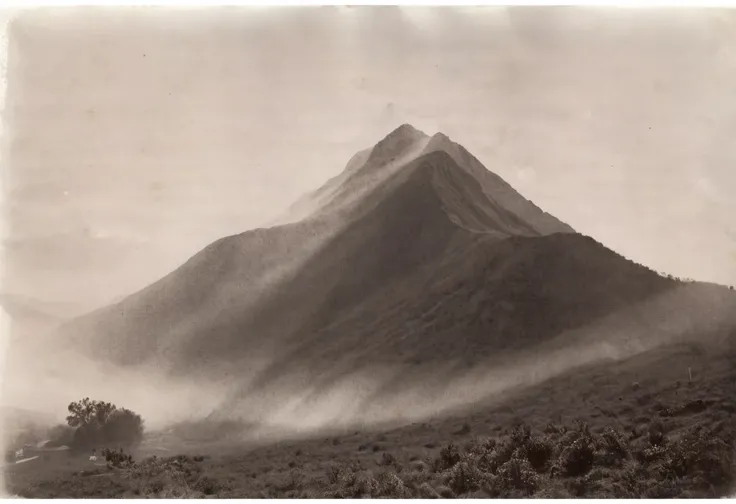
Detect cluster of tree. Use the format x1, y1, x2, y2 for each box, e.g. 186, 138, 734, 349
48, 398, 144, 453
656, 271, 697, 283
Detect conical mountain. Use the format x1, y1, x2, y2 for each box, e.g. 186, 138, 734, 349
53, 124, 734, 426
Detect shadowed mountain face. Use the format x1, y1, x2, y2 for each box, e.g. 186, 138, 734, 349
52, 124, 734, 426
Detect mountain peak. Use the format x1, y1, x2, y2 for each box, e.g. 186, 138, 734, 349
429, 131, 451, 142
364, 124, 430, 168
286, 124, 575, 236
386, 123, 427, 140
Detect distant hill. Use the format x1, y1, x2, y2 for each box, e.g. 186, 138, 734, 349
0, 405, 57, 448
0, 293, 72, 338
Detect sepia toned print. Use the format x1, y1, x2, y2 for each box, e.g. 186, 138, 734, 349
1, 6, 735, 498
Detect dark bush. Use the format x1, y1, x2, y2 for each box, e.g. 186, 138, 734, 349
477, 439, 515, 474
433, 442, 461, 472
375, 470, 410, 498
349, 473, 379, 497
556, 423, 596, 477
661, 427, 734, 491
544, 422, 566, 436
65, 398, 144, 452
326, 461, 361, 488
496, 452, 538, 496
192, 475, 222, 496
510, 424, 532, 447
327, 465, 342, 485
635, 444, 667, 463
648, 421, 666, 447
526, 434, 554, 471
481, 437, 497, 452
598, 426, 629, 466
446, 459, 485, 495
379, 452, 397, 467
101, 447, 134, 468
72, 423, 102, 452
436, 485, 455, 498
101, 409, 144, 448
416, 482, 440, 498
564, 474, 597, 497
499, 423, 554, 472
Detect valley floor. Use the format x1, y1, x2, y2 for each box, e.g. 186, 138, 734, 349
5, 340, 735, 498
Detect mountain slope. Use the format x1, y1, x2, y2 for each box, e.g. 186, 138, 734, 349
421, 131, 575, 235
57, 127, 575, 367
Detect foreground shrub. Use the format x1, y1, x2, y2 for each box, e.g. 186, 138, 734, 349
647, 420, 666, 447
525, 436, 554, 471
352, 472, 380, 497
432, 442, 461, 472
554, 422, 596, 477
659, 426, 734, 493
597, 426, 629, 467
375, 470, 411, 498
192, 475, 223, 496
477, 438, 516, 474
65, 398, 145, 452
495, 452, 538, 496
416, 482, 440, 498
445, 458, 486, 495
101, 409, 144, 448
101, 447, 134, 469
122, 454, 211, 497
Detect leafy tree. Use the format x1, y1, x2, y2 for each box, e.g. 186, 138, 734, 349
101, 408, 144, 447
65, 398, 144, 451
66, 398, 116, 428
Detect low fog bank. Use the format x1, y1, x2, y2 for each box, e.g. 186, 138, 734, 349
214, 281, 736, 438
1, 281, 733, 488
1, 343, 233, 433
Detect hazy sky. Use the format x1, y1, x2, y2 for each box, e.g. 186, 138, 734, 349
3, 7, 736, 312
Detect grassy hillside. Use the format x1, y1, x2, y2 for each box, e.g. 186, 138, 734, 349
6, 334, 734, 498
